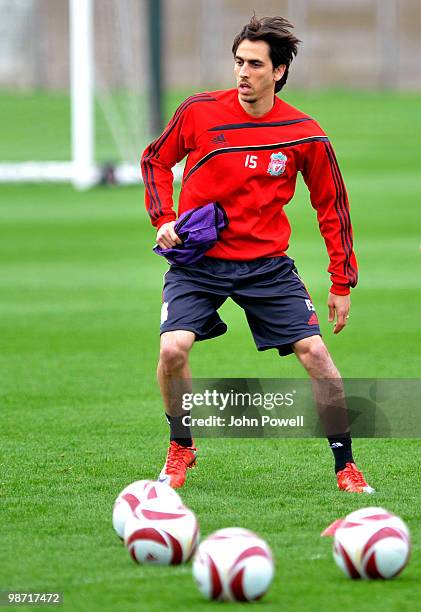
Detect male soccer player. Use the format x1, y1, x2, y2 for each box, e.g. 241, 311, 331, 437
141, 15, 374, 493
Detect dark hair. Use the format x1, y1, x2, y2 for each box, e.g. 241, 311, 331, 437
232, 15, 301, 92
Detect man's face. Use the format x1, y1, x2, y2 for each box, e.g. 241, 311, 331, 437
234, 39, 285, 104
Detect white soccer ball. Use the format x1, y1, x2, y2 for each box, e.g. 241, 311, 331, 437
192, 528, 274, 602
112, 479, 182, 540
333, 508, 411, 579
124, 499, 199, 565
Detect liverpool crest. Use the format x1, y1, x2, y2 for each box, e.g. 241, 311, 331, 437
267, 152, 287, 176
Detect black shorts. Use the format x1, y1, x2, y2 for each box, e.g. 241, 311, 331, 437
160, 256, 321, 356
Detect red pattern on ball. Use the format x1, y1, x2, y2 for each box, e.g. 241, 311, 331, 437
126, 527, 168, 549
230, 567, 248, 601
230, 546, 271, 572
165, 531, 183, 564
140, 508, 187, 521
337, 542, 361, 579
364, 550, 383, 579
207, 553, 223, 600
147, 486, 158, 499
361, 527, 407, 558
121, 493, 140, 513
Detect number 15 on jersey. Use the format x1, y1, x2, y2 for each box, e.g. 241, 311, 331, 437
245, 154, 258, 169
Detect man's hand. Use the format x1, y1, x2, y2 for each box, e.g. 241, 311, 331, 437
328, 292, 350, 334
156, 222, 182, 249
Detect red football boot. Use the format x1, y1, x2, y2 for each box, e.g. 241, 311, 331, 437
158, 441, 197, 488
337, 462, 375, 493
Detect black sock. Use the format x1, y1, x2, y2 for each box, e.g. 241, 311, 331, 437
165, 413, 193, 448
328, 432, 354, 473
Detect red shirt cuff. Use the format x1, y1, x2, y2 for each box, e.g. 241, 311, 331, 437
330, 284, 351, 296
155, 214, 177, 230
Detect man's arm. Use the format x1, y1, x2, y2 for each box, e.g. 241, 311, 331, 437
140, 97, 198, 231
301, 137, 358, 333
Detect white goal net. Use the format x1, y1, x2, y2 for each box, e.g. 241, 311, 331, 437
0, 0, 154, 188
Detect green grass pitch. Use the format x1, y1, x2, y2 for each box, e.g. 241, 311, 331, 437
0, 90, 420, 611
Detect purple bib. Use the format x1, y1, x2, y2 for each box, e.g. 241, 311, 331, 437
153, 202, 228, 265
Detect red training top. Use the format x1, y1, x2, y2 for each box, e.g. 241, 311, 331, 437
141, 89, 358, 295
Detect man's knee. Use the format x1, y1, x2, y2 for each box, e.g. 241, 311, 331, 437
159, 331, 194, 374
293, 336, 332, 369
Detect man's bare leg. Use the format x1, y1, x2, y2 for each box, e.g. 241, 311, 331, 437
292, 335, 374, 492
158, 330, 195, 417
293, 335, 349, 436
157, 330, 197, 488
